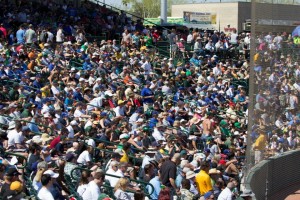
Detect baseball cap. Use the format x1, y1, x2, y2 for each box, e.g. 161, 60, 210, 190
117, 100, 126, 105
10, 181, 23, 192
119, 133, 130, 140
204, 191, 213, 199
186, 171, 196, 179
65, 153, 75, 162
70, 120, 78, 126
5, 168, 21, 177
100, 112, 107, 117
44, 169, 59, 178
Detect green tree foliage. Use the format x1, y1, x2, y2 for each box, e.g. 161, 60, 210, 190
122, 0, 188, 18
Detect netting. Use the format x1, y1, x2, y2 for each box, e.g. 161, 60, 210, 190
244, 0, 300, 195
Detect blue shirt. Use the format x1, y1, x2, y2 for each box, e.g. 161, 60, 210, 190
141, 87, 154, 103
16, 29, 25, 44
64, 97, 73, 107
82, 61, 92, 70
28, 119, 40, 134
147, 176, 161, 200
32, 80, 43, 89
73, 91, 84, 101
149, 118, 158, 129
166, 116, 175, 126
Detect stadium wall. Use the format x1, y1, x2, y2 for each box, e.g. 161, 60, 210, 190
246, 150, 300, 199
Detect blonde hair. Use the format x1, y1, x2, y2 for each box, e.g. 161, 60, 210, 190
114, 177, 129, 192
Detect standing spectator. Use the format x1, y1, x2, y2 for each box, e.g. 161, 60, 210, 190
56, 26, 64, 44
141, 81, 154, 112
16, 26, 25, 44
160, 153, 181, 196
147, 171, 161, 200
38, 174, 54, 200
195, 161, 213, 196
0, 23, 7, 39
253, 126, 267, 164
25, 24, 36, 45
81, 171, 105, 200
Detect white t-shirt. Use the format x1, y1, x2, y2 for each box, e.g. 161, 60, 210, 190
187, 34, 193, 43
81, 181, 100, 200
105, 168, 124, 187
41, 104, 50, 115
142, 61, 152, 75
74, 109, 85, 118
51, 86, 60, 95
152, 128, 165, 142
67, 125, 75, 139
38, 187, 54, 200
56, 29, 64, 42
217, 187, 233, 200
7, 129, 24, 148
77, 184, 88, 196
47, 31, 54, 42
77, 150, 92, 165
87, 97, 104, 111
230, 33, 238, 44
114, 106, 125, 117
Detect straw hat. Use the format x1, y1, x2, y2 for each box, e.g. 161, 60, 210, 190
186, 171, 196, 179
209, 168, 221, 175
41, 133, 52, 143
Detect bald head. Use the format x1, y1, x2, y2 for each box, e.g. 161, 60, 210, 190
227, 182, 235, 190
73, 142, 79, 149
171, 153, 181, 163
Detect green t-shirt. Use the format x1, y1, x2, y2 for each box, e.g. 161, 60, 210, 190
221, 127, 231, 137
144, 36, 153, 47
21, 109, 31, 118
224, 138, 232, 148
186, 70, 192, 76
9, 89, 19, 101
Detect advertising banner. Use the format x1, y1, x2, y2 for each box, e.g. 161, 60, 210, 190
144, 18, 184, 26
183, 11, 217, 25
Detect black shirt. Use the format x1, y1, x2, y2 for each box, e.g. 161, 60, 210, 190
159, 160, 177, 187
0, 182, 14, 200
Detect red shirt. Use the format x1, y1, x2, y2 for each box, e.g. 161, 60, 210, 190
49, 136, 61, 149
0, 27, 7, 37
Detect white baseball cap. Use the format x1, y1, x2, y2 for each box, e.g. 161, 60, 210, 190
119, 133, 130, 140
70, 121, 78, 126
44, 170, 59, 178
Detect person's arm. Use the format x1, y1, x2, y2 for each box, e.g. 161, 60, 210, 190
128, 138, 143, 150
15, 142, 26, 149
170, 177, 178, 192
169, 165, 179, 193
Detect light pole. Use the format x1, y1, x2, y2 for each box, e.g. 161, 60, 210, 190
219, 0, 221, 32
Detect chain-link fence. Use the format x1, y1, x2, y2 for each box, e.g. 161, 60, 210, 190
244, 0, 300, 198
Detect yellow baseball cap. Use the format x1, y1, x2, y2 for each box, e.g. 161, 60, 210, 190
10, 181, 23, 192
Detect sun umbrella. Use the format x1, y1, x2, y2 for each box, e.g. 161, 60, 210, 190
292, 25, 300, 37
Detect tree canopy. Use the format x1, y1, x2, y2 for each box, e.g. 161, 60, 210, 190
122, 0, 188, 18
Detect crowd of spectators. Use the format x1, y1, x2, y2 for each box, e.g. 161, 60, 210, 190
0, 0, 299, 200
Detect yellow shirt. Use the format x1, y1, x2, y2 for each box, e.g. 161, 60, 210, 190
120, 150, 129, 163
254, 134, 266, 151
254, 53, 259, 62
195, 170, 213, 195
40, 86, 50, 98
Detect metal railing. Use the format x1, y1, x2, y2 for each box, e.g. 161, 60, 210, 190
70, 166, 155, 198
